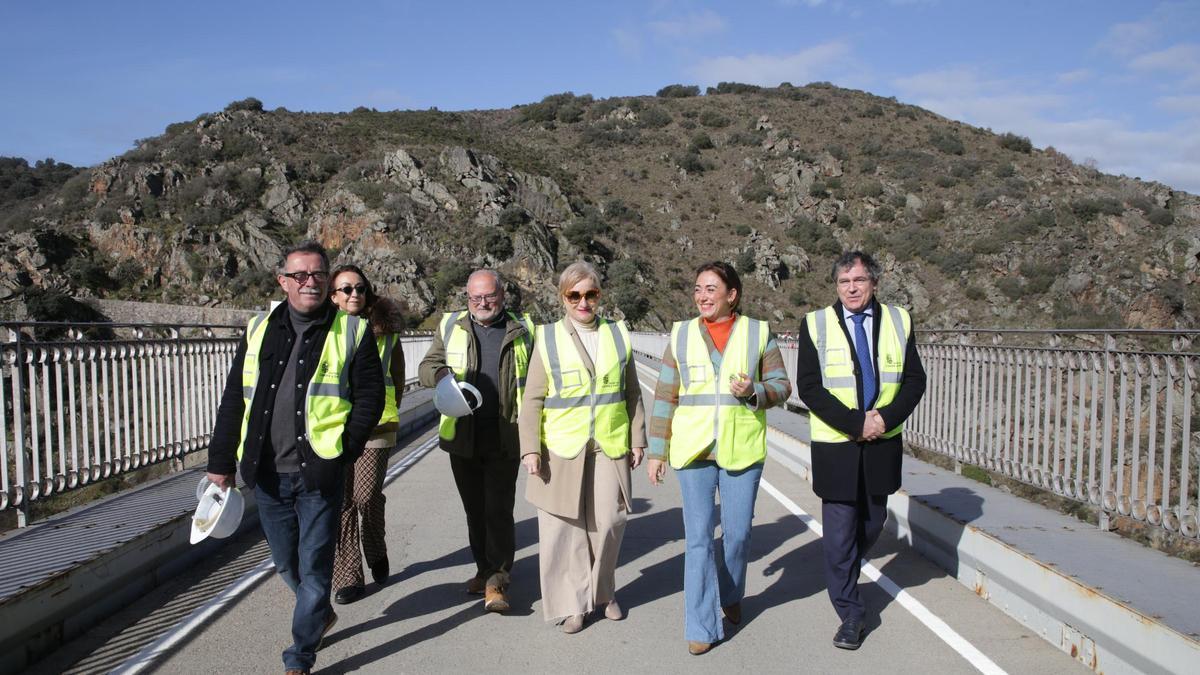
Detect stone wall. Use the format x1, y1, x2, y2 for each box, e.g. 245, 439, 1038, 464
83, 298, 263, 327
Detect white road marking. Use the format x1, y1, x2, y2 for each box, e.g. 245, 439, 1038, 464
760, 480, 1007, 675
110, 435, 440, 675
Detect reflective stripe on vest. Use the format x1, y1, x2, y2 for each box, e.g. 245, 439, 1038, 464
437, 311, 533, 441
668, 316, 769, 470
806, 303, 910, 444
378, 333, 400, 426
237, 310, 367, 461
536, 318, 631, 459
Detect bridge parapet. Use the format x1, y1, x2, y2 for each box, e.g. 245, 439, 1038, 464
0, 320, 432, 525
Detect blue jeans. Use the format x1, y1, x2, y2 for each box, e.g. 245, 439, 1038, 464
676, 460, 763, 643
255, 471, 343, 671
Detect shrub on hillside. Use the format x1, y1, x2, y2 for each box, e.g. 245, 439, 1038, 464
929, 131, 965, 155
579, 121, 641, 147
742, 172, 773, 203
498, 205, 527, 231
735, 250, 756, 273
860, 104, 885, 118
224, 97, 264, 112
480, 229, 513, 260
688, 132, 714, 152
1070, 196, 1123, 221
656, 84, 700, 98
1019, 261, 1058, 294
998, 132, 1033, 153
707, 82, 762, 95
727, 130, 764, 146
857, 180, 884, 198
520, 92, 594, 124
699, 110, 731, 128
672, 150, 710, 174
637, 106, 672, 128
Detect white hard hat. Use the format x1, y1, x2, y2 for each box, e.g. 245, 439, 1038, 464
190, 482, 245, 544
435, 376, 483, 418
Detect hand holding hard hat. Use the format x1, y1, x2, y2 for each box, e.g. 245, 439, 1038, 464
190, 478, 245, 544
435, 375, 483, 418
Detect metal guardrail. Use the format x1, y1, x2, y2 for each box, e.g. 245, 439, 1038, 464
908, 329, 1198, 540
1, 321, 432, 524
634, 328, 1200, 540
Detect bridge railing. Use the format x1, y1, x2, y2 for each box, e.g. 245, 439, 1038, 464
634, 328, 1199, 540
1, 321, 432, 522
908, 329, 1198, 540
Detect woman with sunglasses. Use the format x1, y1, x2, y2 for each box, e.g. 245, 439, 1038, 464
518, 261, 646, 634
328, 264, 407, 604
645, 261, 791, 655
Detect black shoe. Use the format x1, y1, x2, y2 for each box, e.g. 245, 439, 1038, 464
832, 618, 865, 650
317, 610, 338, 651
370, 557, 390, 585
334, 585, 365, 605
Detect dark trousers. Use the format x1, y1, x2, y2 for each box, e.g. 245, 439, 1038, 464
821, 467, 888, 623
449, 453, 520, 581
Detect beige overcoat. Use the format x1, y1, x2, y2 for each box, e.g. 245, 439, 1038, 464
518, 319, 647, 520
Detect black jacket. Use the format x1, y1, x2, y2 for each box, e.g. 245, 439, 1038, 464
794, 299, 926, 500
207, 301, 385, 494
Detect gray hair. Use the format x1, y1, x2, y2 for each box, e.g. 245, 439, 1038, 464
830, 250, 882, 283
278, 240, 330, 274
467, 268, 504, 289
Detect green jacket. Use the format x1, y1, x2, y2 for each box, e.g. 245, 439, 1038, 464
418, 311, 532, 459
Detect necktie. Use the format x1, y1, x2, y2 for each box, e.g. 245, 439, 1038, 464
850, 313, 876, 409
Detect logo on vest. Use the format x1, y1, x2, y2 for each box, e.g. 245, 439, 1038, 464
885, 353, 900, 367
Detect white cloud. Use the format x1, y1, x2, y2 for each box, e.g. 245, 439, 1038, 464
1156, 94, 1200, 114
892, 66, 1200, 194
1056, 69, 1092, 85
689, 41, 851, 87
648, 10, 727, 39
1099, 18, 1160, 57
1129, 43, 1200, 73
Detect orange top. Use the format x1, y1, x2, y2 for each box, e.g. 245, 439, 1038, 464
703, 314, 737, 354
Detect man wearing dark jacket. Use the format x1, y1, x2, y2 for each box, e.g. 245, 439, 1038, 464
794, 251, 925, 651
206, 240, 384, 675
418, 269, 533, 613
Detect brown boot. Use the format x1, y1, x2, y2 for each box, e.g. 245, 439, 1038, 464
484, 586, 509, 612
688, 641, 712, 655
466, 575, 487, 595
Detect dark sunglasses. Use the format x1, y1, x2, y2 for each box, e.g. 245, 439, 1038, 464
564, 289, 601, 303
280, 270, 328, 285
335, 284, 368, 296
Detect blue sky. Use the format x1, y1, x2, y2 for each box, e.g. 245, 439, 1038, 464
3, 1, 1199, 193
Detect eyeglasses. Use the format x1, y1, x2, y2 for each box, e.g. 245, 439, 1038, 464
564, 289, 601, 303
335, 284, 368, 296
280, 270, 329, 285
468, 292, 501, 305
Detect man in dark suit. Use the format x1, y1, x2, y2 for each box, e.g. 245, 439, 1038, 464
794, 250, 926, 650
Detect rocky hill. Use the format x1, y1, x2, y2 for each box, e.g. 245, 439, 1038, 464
1, 83, 1197, 331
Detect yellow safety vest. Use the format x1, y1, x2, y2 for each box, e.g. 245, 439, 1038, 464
437, 311, 534, 441
238, 309, 368, 460
536, 318, 631, 459
805, 304, 910, 443
378, 333, 400, 426
668, 316, 769, 470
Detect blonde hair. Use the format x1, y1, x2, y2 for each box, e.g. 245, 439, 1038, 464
558, 261, 602, 296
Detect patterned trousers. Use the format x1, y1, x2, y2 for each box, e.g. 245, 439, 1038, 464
332, 446, 389, 590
